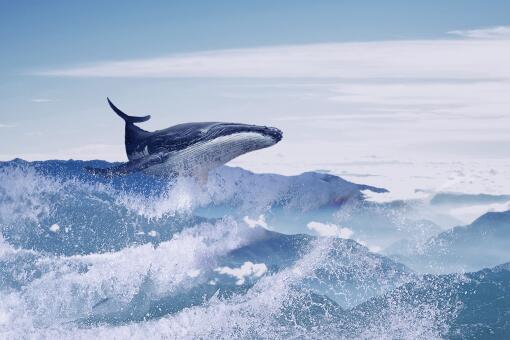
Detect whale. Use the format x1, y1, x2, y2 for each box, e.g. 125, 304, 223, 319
86, 98, 283, 180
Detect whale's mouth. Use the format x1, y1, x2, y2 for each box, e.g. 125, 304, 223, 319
211, 123, 283, 144
264, 127, 283, 143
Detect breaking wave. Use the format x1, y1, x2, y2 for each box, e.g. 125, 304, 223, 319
0, 159, 500, 339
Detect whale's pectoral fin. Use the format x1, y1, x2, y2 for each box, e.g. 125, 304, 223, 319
85, 152, 169, 177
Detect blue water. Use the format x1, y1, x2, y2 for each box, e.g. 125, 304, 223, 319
0, 159, 508, 339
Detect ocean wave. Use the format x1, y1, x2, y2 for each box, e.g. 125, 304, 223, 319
0, 160, 507, 339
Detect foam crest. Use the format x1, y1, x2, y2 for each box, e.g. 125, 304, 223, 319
3, 218, 259, 325
0, 159, 490, 339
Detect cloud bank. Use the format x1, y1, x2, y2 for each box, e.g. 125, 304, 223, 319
448, 26, 510, 39
37, 39, 510, 80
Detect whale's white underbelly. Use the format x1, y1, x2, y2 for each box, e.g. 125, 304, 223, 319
143, 132, 274, 176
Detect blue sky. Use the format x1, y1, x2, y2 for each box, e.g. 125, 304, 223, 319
1, 1, 510, 198
2, 0, 510, 76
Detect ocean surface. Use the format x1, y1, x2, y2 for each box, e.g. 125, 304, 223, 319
0, 159, 508, 339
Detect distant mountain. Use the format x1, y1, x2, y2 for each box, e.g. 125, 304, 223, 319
388, 210, 510, 273
345, 262, 510, 339
201, 165, 388, 216
371, 217, 444, 255
223, 231, 413, 308
202, 261, 510, 339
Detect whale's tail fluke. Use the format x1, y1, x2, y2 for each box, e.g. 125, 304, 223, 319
107, 98, 151, 124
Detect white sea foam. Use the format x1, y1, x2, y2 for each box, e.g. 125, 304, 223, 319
0, 162, 467, 339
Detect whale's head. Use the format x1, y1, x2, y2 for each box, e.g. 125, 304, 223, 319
205, 122, 282, 151
187, 122, 282, 164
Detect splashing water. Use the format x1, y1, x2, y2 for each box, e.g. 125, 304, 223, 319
0, 160, 484, 339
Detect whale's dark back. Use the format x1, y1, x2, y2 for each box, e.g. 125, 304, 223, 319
125, 122, 221, 161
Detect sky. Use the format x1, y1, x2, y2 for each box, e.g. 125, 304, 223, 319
1, 0, 510, 199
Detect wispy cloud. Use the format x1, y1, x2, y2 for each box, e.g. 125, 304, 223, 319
35, 38, 510, 79
0, 123, 15, 128
448, 26, 510, 39
30, 98, 53, 103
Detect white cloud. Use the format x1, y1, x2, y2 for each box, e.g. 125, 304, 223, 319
306, 221, 384, 252
307, 221, 354, 239
243, 215, 268, 229
0, 124, 15, 128
449, 200, 510, 224
214, 261, 267, 285
448, 26, 510, 40
356, 239, 382, 253
369, 245, 382, 253
49, 224, 60, 233
30, 98, 53, 103
35, 39, 510, 79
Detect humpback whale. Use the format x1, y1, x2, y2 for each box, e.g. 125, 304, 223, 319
87, 98, 283, 179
